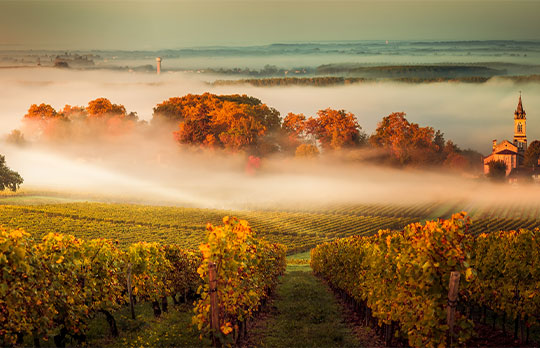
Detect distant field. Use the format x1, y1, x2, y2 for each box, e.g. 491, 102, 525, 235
0, 201, 415, 253
2, 192, 539, 253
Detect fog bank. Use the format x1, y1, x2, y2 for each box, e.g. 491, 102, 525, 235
1, 68, 538, 155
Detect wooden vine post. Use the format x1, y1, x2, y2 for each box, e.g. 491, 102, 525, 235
447, 271, 461, 347
209, 262, 219, 346
126, 263, 136, 320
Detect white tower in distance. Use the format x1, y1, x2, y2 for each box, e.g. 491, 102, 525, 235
156, 57, 162, 75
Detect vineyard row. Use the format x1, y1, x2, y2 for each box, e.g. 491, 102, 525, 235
311, 212, 540, 347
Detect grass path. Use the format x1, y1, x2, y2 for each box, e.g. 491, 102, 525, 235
244, 264, 373, 347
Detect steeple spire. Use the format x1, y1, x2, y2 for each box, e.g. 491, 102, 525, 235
515, 92, 526, 119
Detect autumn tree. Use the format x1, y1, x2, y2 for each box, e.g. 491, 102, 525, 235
155, 93, 280, 153
283, 113, 307, 138
5, 130, 26, 147
443, 151, 468, 170
440, 140, 467, 170
307, 108, 365, 150
152, 94, 215, 124
281, 113, 308, 151
87, 98, 126, 118
524, 140, 540, 168
24, 103, 60, 120
23, 103, 69, 140
61, 105, 87, 121
295, 144, 319, 158
370, 112, 446, 166
211, 101, 267, 151
0, 154, 23, 191
21, 99, 138, 143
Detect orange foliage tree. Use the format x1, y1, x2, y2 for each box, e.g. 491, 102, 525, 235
282, 112, 307, 137
369, 112, 476, 168
86, 98, 126, 118
369, 112, 441, 165
23, 103, 68, 140
308, 108, 365, 150
295, 144, 319, 158
154, 93, 281, 153
282, 113, 307, 151
24, 104, 61, 120
283, 108, 365, 152
21, 98, 138, 142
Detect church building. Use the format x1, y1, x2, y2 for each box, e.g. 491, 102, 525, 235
483, 95, 527, 176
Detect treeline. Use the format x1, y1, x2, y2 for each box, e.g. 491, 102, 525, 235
206, 64, 506, 79
212, 77, 368, 87
315, 64, 504, 78
211, 76, 493, 87
311, 213, 540, 347
7, 93, 482, 171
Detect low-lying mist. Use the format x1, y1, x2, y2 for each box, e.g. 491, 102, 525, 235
1, 67, 540, 213
2, 68, 539, 154
2, 139, 539, 215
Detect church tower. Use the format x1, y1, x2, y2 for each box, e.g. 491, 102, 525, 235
513, 93, 527, 158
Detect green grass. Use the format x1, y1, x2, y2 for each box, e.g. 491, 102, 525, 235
25, 300, 209, 348
287, 251, 311, 261
248, 268, 361, 348
91, 303, 210, 348
286, 251, 311, 266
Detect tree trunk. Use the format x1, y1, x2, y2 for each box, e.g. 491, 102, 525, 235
514, 317, 519, 341
32, 331, 41, 348
53, 328, 68, 348
16, 332, 24, 345
152, 301, 162, 317
73, 333, 86, 345
161, 296, 168, 313
99, 309, 119, 337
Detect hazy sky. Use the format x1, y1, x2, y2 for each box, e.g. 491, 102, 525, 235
0, 0, 539, 50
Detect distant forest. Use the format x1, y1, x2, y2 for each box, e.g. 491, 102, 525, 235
211, 76, 494, 87
208, 63, 540, 86
211, 75, 540, 87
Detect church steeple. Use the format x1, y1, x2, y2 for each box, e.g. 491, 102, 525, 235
515, 92, 526, 120
513, 92, 527, 157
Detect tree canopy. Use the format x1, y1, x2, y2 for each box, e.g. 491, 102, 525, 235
312, 108, 366, 150
152, 93, 282, 153
21, 98, 138, 142
153, 93, 280, 131
86, 98, 127, 118
0, 155, 23, 192
369, 112, 473, 169
370, 112, 438, 165
14, 93, 482, 173
24, 103, 60, 120
282, 109, 365, 152
524, 140, 540, 168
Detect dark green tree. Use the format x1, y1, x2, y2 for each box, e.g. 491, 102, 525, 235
0, 155, 23, 191
487, 160, 507, 182
524, 140, 540, 168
